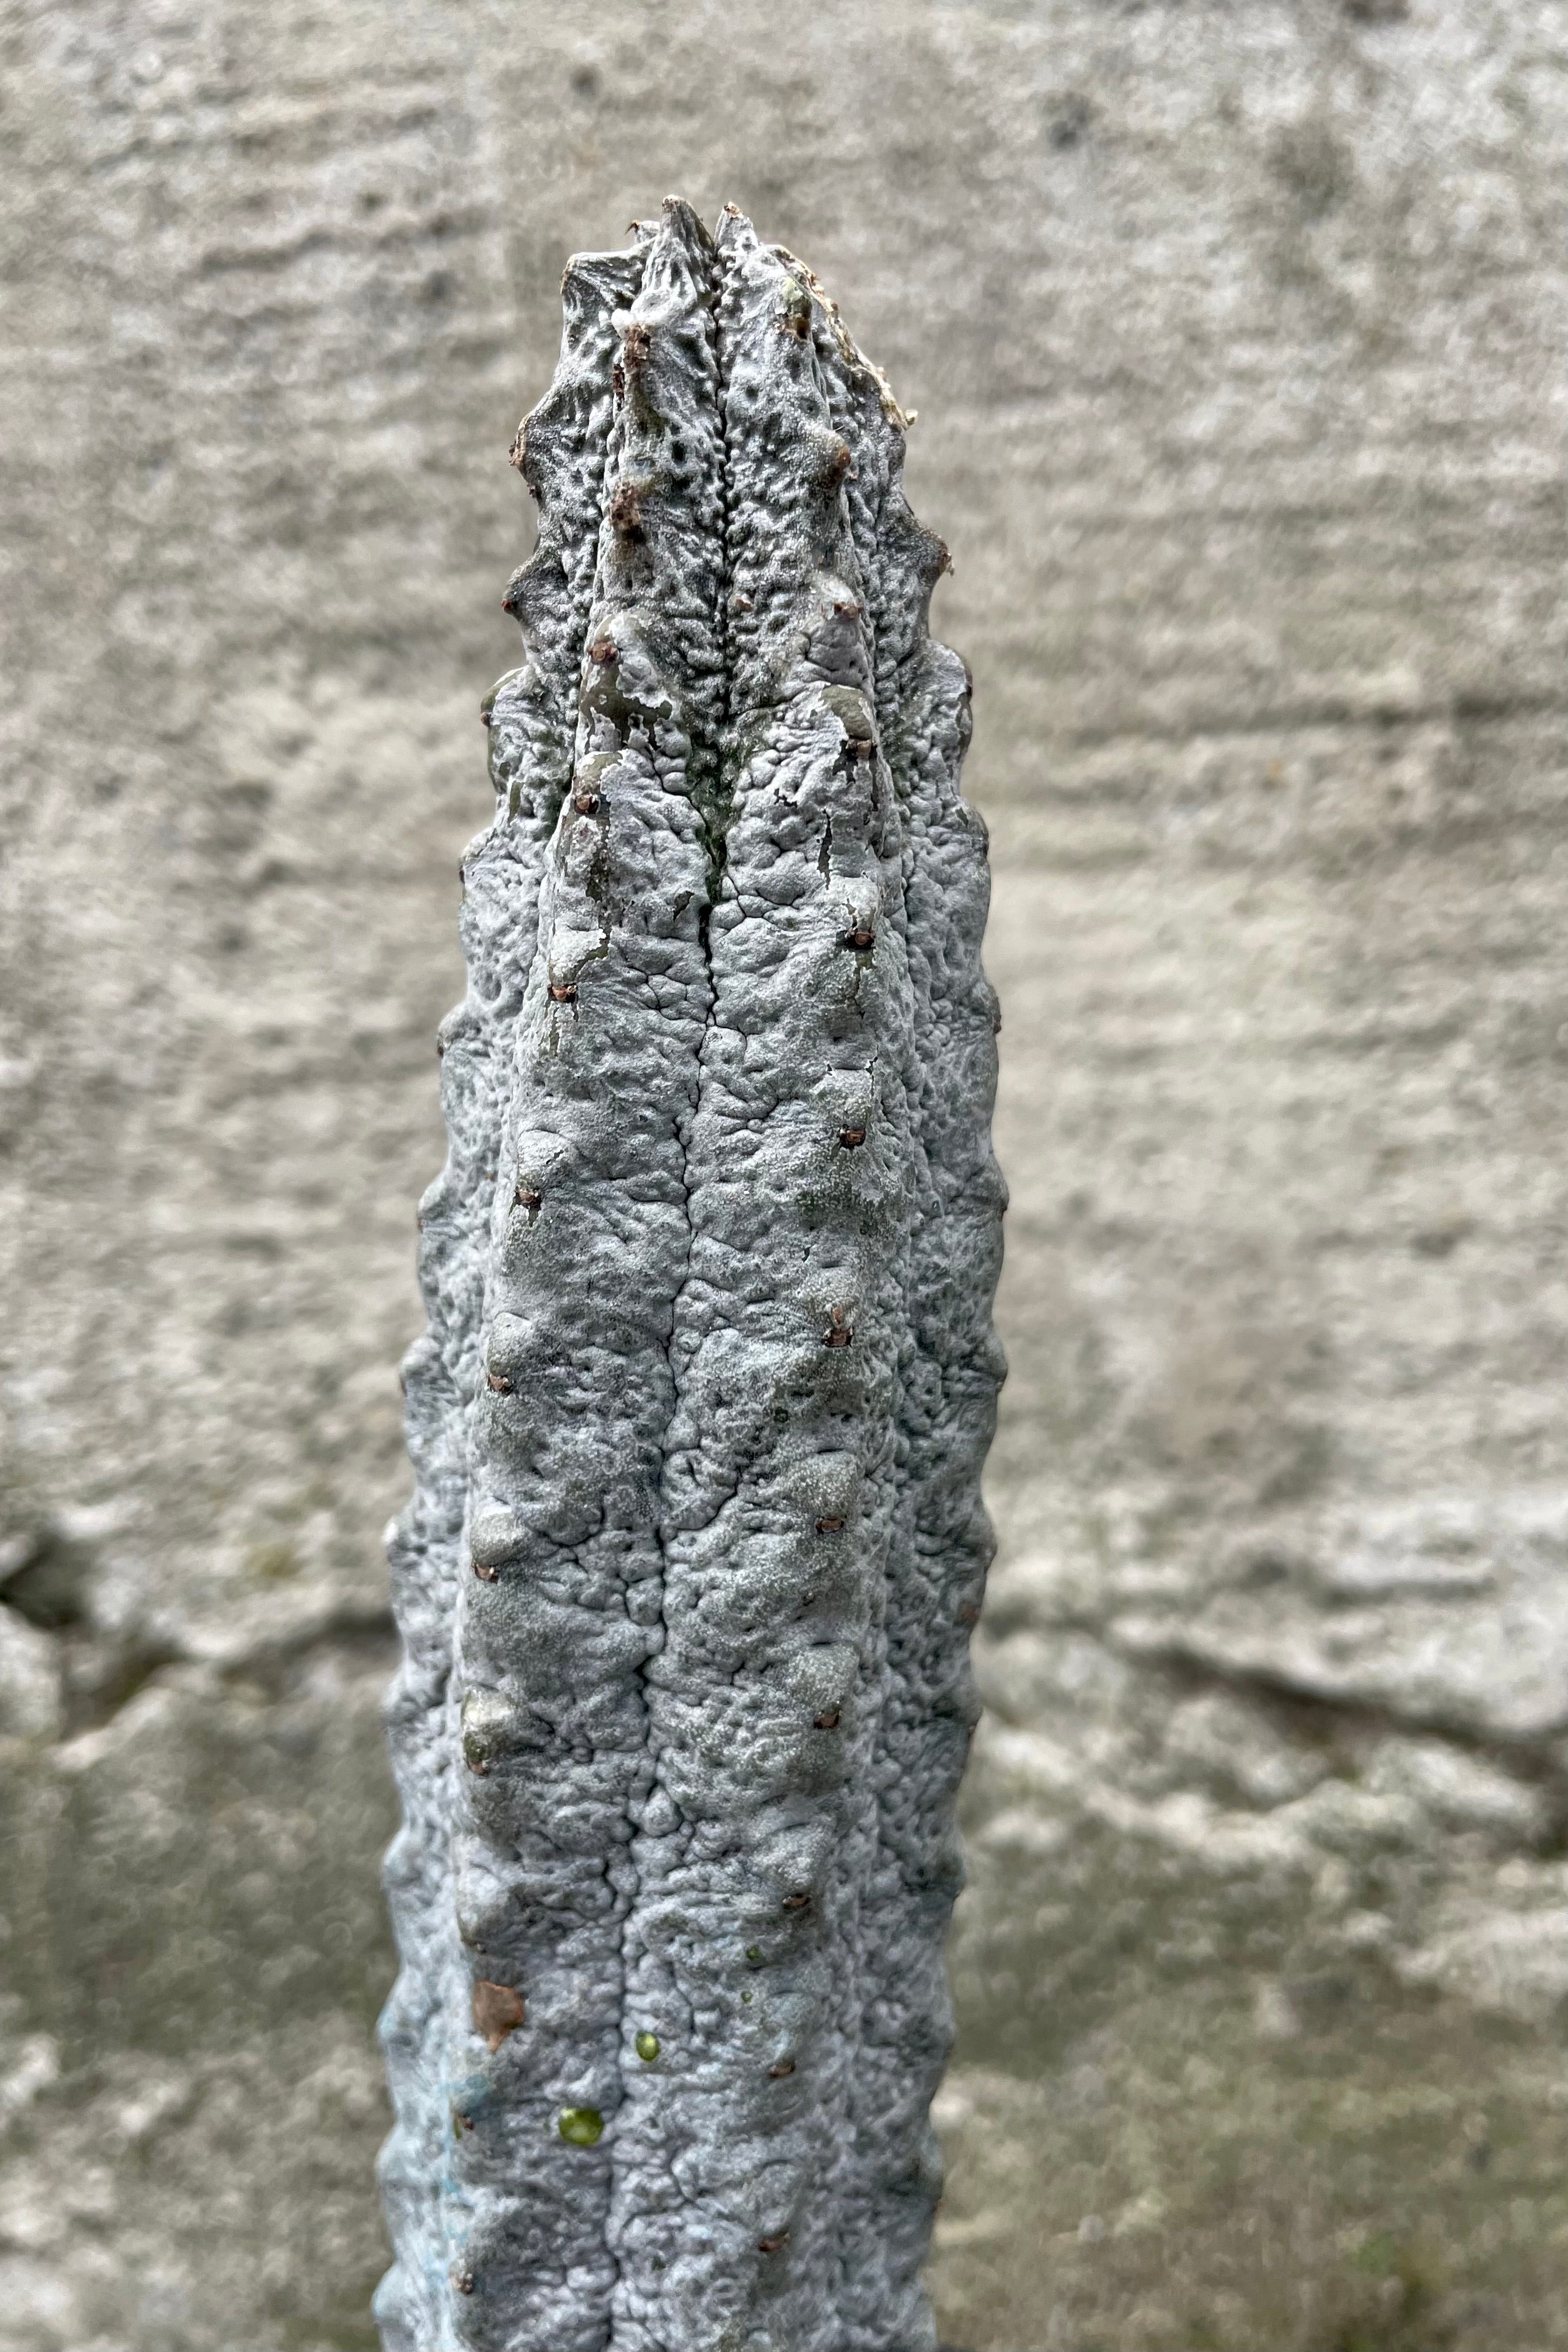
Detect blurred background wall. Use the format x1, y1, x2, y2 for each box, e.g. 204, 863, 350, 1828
1, 1, 1564, 2346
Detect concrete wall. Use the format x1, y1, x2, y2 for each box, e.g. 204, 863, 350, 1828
1, 1, 1564, 2344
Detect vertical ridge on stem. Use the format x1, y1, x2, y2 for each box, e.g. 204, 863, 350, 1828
444, 198, 727, 2350
377, 237, 642, 2352
604, 207, 920, 2352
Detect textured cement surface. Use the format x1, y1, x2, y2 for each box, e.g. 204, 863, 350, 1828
1, 0, 1566, 2346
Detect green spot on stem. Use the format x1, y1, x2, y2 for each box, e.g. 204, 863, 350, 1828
558, 2106, 604, 2147
745, 1946, 763, 1964
635, 2032, 660, 2063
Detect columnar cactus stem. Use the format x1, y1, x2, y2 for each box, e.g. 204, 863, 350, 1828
378, 197, 1004, 2352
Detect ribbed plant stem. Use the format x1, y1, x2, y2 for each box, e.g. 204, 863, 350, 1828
378, 197, 1003, 2352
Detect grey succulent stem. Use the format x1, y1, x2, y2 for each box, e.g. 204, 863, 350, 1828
377, 197, 1004, 2352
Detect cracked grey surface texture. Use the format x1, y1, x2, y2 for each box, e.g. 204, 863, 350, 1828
377, 200, 1002, 2352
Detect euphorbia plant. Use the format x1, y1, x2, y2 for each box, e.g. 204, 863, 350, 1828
378, 196, 1004, 2352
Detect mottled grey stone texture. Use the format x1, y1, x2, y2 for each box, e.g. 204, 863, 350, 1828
3, 4, 1566, 2348
377, 200, 1003, 2352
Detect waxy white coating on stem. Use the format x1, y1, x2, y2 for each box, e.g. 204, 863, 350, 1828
379, 239, 640, 2352
379, 198, 1003, 2352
